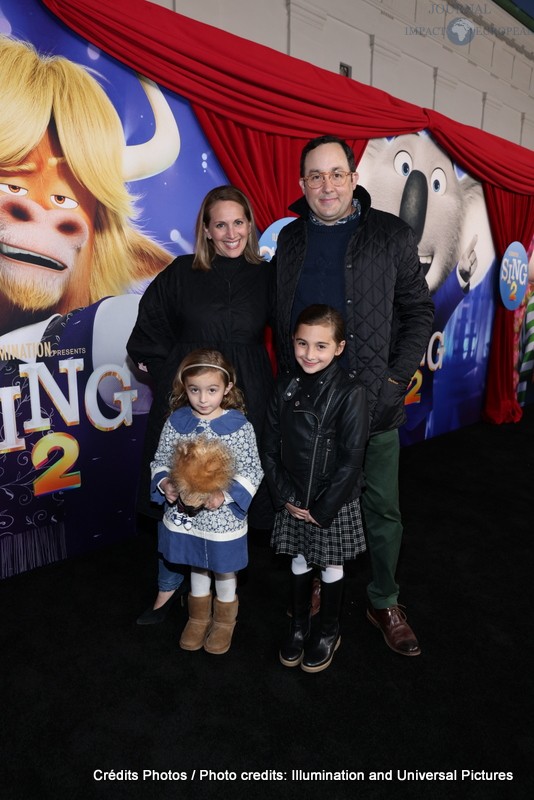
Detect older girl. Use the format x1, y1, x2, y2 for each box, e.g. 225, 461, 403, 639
262, 305, 369, 672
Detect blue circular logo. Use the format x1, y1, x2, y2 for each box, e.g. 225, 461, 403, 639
259, 217, 295, 261
447, 18, 476, 46
499, 241, 529, 311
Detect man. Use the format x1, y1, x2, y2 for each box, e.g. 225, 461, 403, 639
274, 135, 434, 656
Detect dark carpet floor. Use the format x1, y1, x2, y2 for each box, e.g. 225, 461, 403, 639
1, 405, 533, 800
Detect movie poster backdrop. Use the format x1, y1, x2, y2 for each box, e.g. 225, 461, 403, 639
515, 238, 534, 407
0, 0, 498, 578
0, 0, 227, 577
357, 133, 497, 445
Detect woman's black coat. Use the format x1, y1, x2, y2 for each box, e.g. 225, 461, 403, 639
127, 253, 275, 519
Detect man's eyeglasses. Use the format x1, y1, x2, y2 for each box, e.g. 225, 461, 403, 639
302, 170, 353, 189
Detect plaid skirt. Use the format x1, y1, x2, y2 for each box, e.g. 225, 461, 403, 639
271, 498, 366, 568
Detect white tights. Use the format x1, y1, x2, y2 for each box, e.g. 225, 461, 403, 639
291, 553, 343, 583
190, 568, 237, 602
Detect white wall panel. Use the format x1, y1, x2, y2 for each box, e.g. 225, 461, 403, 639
149, 0, 534, 147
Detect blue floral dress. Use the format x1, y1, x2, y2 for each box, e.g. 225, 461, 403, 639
151, 406, 263, 572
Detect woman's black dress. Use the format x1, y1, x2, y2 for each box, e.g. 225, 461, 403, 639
127, 253, 276, 526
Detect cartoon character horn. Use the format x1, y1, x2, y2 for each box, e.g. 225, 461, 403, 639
123, 75, 181, 181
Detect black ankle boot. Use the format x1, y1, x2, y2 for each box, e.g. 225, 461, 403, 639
301, 577, 343, 673
280, 570, 314, 667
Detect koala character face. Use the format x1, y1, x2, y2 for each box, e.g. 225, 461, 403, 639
357, 132, 481, 293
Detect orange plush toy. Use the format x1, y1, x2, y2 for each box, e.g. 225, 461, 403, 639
170, 436, 235, 514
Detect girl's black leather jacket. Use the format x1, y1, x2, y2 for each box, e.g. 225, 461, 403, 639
261, 359, 369, 528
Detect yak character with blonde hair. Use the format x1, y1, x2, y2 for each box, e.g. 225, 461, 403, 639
0, 35, 180, 335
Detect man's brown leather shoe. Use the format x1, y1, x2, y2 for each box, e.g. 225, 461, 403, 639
366, 605, 421, 656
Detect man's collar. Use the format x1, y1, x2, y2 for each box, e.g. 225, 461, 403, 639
309, 198, 361, 226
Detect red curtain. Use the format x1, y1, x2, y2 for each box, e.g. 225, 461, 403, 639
192, 110, 368, 231
40, 0, 534, 421
427, 109, 534, 194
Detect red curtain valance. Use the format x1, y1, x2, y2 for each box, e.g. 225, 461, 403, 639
40, 0, 534, 422
40, 0, 534, 192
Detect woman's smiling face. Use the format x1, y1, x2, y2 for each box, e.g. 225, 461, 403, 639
204, 200, 251, 258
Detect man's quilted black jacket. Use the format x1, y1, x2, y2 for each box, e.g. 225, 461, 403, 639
274, 185, 434, 435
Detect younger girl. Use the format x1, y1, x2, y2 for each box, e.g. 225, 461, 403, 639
262, 305, 369, 673
151, 348, 263, 654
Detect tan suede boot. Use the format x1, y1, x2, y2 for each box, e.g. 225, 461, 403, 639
179, 594, 212, 651
204, 596, 239, 654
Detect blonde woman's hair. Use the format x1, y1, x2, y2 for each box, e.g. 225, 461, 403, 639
0, 36, 171, 310
169, 349, 247, 415
192, 185, 263, 271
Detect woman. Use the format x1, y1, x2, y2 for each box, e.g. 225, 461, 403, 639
127, 185, 275, 624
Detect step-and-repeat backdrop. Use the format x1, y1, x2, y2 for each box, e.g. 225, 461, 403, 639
0, 0, 505, 577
